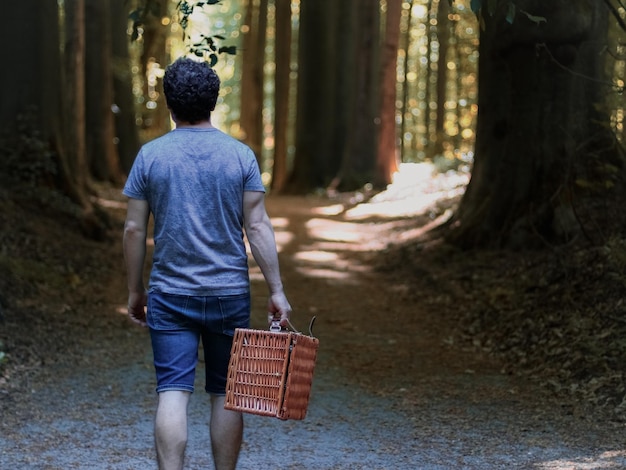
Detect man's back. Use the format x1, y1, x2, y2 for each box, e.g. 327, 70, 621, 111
123, 127, 265, 295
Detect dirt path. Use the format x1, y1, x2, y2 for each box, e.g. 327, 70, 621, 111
1, 191, 625, 469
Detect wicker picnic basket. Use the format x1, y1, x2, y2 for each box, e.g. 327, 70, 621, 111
224, 319, 319, 420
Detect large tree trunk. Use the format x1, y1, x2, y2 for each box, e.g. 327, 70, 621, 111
0, 0, 108, 238
85, 0, 123, 184
449, 0, 616, 248
0, 0, 72, 199
286, 0, 339, 193
327, 0, 357, 187
333, 0, 381, 191
376, 0, 402, 187
0, 0, 63, 143
270, 0, 292, 192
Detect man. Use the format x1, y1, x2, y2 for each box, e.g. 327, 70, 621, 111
123, 57, 292, 470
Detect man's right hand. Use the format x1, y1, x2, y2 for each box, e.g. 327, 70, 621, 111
127, 291, 148, 327
267, 292, 292, 328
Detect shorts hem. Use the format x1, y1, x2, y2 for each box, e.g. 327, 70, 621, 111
156, 385, 194, 393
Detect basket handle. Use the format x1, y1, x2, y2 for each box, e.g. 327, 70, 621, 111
269, 320, 283, 332
269, 316, 317, 337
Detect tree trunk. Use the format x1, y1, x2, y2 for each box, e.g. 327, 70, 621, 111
239, 0, 267, 166
286, 0, 339, 193
449, 0, 616, 248
110, 0, 141, 174
423, 0, 434, 156
334, 0, 381, 191
270, 0, 292, 192
376, 0, 402, 187
139, 0, 170, 139
85, 0, 123, 184
399, 0, 416, 162
0, 0, 63, 142
239, 0, 255, 144
327, 0, 356, 186
65, 0, 90, 204
432, 0, 450, 157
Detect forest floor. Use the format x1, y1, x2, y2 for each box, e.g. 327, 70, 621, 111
1, 163, 625, 469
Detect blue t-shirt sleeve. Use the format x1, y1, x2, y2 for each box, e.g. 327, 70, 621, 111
243, 148, 266, 193
123, 150, 148, 200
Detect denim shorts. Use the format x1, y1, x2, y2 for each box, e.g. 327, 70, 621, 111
147, 292, 250, 395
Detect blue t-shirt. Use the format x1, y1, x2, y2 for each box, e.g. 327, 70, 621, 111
123, 127, 265, 296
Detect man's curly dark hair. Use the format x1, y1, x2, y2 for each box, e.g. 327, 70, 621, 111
163, 57, 221, 124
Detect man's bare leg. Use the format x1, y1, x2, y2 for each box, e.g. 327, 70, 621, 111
210, 395, 243, 470
155, 390, 191, 470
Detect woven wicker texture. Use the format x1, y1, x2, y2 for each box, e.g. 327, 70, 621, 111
224, 328, 319, 420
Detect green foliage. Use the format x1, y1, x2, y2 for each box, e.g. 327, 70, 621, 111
128, 0, 163, 42
462, 0, 546, 26
189, 33, 236, 66
177, 0, 237, 66
129, 0, 236, 66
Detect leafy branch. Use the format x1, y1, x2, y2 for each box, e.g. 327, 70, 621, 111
176, 0, 237, 66
129, 0, 237, 66
451, 0, 547, 26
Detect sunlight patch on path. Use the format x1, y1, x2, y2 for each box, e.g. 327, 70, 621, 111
345, 162, 469, 220
536, 450, 626, 469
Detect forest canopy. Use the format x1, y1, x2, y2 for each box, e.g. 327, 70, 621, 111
0, 0, 624, 249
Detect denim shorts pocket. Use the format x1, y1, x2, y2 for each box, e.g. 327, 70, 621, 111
218, 293, 250, 335
148, 293, 191, 330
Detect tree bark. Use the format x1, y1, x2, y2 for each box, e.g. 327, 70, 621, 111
399, 0, 416, 162
432, 0, 450, 157
286, 0, 339, 193
85, 0, 123, 184
449, 0, 617, 248
65, 0, 91, 205
334, 0, 381, 191
0, 0, 63, 141
270, 0, 292, 192
376, 0, 402, 187
139, 0, 170, 139
239, 0, 267, 167
110, 0, 141, 174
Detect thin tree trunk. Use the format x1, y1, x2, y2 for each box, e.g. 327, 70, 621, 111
139, 0, 170, 138
400, 0, 415, 162
423, 0, 434, 156
376, 0, 402, 187
433, 0, 450, 157
86, 0, 122, 184
239, 0, 267, 166
254, 0, 269, 166
111, 0, 141, 174
239, 0, 255, 143
271, 0, 292, 192
66, 0, 90, 203
452, 13, 462, 152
